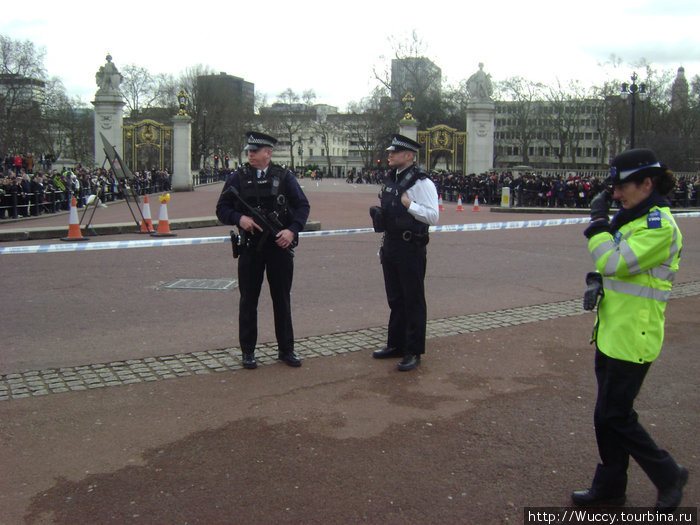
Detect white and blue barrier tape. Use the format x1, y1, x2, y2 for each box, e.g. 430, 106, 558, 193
2, 212, 699, 255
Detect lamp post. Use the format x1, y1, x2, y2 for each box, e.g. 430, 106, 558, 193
202, 109, 208, 169
620, 72, 647, 149
297, 136, 303, 173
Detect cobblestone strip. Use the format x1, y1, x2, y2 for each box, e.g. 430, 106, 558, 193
2, 281, 698, 401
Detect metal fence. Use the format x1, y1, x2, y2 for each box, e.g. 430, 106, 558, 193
0, 172, 227, 221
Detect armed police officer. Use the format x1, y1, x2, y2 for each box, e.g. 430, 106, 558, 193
216, 131, 310, 370
572, 148, 687, 512
371, 134, 439, 371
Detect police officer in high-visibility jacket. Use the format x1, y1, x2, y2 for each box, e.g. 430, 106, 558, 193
572, 148, 688, 512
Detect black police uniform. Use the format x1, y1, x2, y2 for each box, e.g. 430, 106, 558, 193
380, 164, 431, 359
216, 162, 310, 364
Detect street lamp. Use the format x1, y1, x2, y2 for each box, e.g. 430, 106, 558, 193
620, 72, 647, 149
202, 109, 208, 168
297, 136, 303, 172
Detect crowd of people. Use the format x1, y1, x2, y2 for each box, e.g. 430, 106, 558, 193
430, 170, 700, 209
3, 161, 699, 221
0, 163, 172, 220
340, 167, 700, 209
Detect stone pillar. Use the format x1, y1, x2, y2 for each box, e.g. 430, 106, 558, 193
399, 92, 418, 140
92, 55, 125, 168
465, 101, 495, 175
92, 101, 124, 167
172, 115, 193, 191
399, 118, 418, 141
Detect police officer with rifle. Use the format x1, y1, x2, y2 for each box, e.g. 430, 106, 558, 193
216, 131, 310, 369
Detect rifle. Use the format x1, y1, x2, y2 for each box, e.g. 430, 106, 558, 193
224, 184, 297, 250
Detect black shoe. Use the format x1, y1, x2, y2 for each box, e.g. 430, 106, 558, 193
656, 466, 688, 512
278, 351, 302, 367
397, 354, 420, 371
242, 352, 257, 369
372, 346, 402, 359
571, 489, 626, 507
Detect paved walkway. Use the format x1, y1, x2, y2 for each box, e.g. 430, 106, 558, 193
3, 280, 699, 401
1, 182, 697, 524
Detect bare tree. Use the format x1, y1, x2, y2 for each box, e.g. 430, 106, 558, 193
373, 29, 444, 128
176, 64, 215, 169
494, 76, 545, 166
310, 107, 341, 176
0, 35, 47, 155
259, 88, 312, 170
345, 88, 395, 169
442, 80, 470, 130
120, 64, 155, 118
541, 80, 591, 167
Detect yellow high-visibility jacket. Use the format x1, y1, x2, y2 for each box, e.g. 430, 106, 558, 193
588, 206, 682, 363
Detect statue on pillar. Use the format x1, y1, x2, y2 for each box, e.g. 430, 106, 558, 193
95, 54, 123, 96
467, 63, 493, 102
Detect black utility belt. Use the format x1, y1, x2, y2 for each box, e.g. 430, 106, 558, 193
385, 230, 429, 245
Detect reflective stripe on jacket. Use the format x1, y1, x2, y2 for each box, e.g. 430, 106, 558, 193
588, 206, 682, 363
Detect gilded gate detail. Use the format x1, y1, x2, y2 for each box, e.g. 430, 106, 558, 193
417, 125, 466, 171
123, 119, 173, 173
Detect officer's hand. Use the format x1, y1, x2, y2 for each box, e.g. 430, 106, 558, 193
583, 272, 604, 311
275, 229, 294, 249
590, 190, 612, 221
400, 192, 412, 208
239, 215, 263, 233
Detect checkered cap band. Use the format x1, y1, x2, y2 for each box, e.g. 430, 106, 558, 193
394, 138, 415, 150
248, 136, 275, 148
386, 134, 420, 152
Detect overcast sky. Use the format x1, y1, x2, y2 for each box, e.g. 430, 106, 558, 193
2, 0, 700, 110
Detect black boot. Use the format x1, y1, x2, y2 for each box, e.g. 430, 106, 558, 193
397, 354, 420, 371
656, 466, 688, 512
372, 346, 402, 359
242, 352, 257, 369
278, 351, 301, 367
571, 489, 625, 507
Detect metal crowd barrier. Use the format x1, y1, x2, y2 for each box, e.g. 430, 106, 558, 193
0, 179, 173, 221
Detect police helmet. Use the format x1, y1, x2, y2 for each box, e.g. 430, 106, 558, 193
609, 148, 666, 185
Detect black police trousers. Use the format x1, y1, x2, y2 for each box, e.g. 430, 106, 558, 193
591, 348, 680, 494
237, 240, 294, 354
381, 236, 427, 356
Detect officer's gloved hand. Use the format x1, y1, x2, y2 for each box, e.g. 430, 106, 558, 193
590, 190, 612, 222
583, 272, 604, 311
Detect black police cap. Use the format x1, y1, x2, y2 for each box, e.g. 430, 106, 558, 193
244, 131, 277, 151
609, 148, 666, 184
386, 134, 420, 153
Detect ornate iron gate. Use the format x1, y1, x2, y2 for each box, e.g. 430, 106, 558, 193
123, 119, 173, 173
417, 125, 466, 172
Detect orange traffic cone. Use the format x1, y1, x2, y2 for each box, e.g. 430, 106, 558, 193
139, 195, 154, 233
151, 194, 176, 237
61, 196, 89, 242
439, 194, 445, 211
456, 194, 464, 211
472, 195, 480, 212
